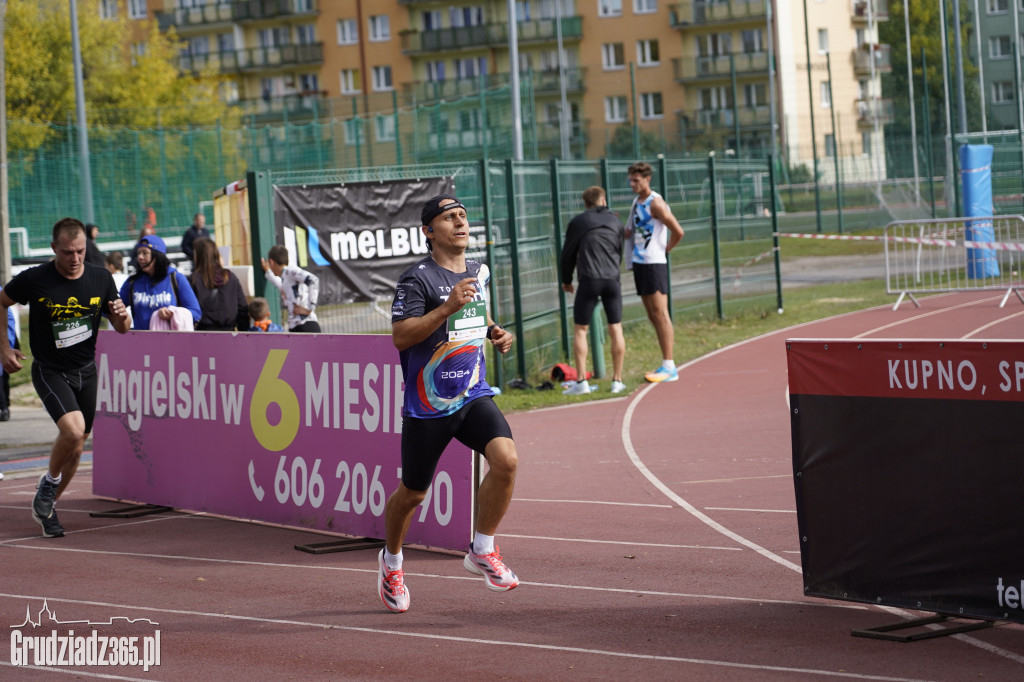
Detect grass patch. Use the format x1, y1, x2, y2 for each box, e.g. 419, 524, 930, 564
492, 278, 909, 413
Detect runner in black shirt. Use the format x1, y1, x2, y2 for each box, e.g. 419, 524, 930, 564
0, 218, 131, 538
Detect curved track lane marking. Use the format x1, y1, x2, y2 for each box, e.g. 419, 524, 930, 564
852, 294, 1004, 339
622, 303, 1024, 665
0, 593, 935, 681
961, 308, 1024, 338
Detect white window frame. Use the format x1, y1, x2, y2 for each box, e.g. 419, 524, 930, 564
820, 81, 832, 108
993, 81, 1015, 103
604, 95, 628, 123
99, 0, 117, 20
372, 65, 393, 91
817, 29, 828, 55
602, 43, 625, 70
422, 10, 442, 30
742, 29, 763, 54
636, 39, 660, 66
337, 19, 358, 45
426, 61, 446, 82
344, 119, 366, 146
639, 92, 663, 120
368, 15, 391, 42
299, 73, 319, 93
375, 115, 396, 142
339, 69, 361, 95
130, 42, 146, 66
128, 0, 147, 20
824, 133, 835, 158
296, 24, 316, 46
990, 35, 1012, 59
633, 0, 656, 13
862, 131, 872, 156
599, 0, 623, 17
988, 0, 1009, 13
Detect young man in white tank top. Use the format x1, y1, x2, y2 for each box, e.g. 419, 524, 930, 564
626, 161, 685, 383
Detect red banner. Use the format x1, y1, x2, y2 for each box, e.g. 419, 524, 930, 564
787, 339, 1024, 402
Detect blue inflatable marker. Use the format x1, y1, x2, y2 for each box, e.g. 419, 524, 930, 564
959, 144, 1000, 279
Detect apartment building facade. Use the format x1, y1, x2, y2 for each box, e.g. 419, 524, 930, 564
129, 0, 887, 168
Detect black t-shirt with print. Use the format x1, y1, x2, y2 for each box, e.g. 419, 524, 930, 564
4, 261, 119, 370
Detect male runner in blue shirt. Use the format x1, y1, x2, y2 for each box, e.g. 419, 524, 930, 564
379, 194, 519, 613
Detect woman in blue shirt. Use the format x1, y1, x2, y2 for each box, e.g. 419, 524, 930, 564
119, 235, 200, 330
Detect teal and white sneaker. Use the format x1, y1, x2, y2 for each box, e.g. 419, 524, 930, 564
644, 366, 679, 383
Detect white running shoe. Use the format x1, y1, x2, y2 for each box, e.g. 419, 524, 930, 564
610, 380, 626, 394
562, 380, 592, 395
464, 546, 519, 591
377, 550, 410, 613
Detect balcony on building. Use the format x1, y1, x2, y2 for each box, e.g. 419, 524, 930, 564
233, 0, 318, 22
670, 0, 768, 28
402, 67, 585, 104
680, 106, 772, 133
234, 91, 329, 121
851, 0, 889, 23
853, 44, 891, 74
156, 1, 234, 33
400, 16, 582, 54
673, 52, 769, 82
178, 42, 324, 74
158, 0, 318, 33
856, 98, 893, 126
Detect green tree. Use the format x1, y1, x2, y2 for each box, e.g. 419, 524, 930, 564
608, 124, 662, 159
5, 0, 237, 152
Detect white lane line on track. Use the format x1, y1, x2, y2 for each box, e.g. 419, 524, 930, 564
852, 294, 1004, 339
513, 498, 673, 508
622, 301, 1024, 666
2, 592, 936, 681
0, 542, 857, 608
0, 662, 154, 681
704, 507, 795, 514
502, 533, 740, 551
961, 309, 1024, 338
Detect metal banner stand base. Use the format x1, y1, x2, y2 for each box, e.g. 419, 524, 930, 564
90, 504, 174, 519
852, 614, 999, 642
295, 538, 385, 555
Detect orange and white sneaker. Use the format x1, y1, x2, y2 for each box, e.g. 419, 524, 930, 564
464, 546, 519, 592
377, 550, 410, 613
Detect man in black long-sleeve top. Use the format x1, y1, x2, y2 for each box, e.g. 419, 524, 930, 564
559, 186, 627, 396
180, 213, 211, 264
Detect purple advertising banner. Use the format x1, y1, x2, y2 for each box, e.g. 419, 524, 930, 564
92, 331, 474, 551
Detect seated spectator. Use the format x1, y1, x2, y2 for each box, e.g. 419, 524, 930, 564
119, 235, 200, 330
190, 238, 248, 331
248, 297, 284, 332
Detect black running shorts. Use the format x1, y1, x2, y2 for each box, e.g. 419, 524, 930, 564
573, 278, 623, 326
32, 362, 99, 433
633, 262, 669, 296
400, 396, 513, 491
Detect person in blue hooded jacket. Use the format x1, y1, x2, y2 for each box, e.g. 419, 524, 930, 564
119, 234, 200, 330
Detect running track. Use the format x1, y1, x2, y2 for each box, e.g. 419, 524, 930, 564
1, 291, 1022, 680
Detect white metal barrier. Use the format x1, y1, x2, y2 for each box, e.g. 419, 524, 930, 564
884, 216, 1024, 310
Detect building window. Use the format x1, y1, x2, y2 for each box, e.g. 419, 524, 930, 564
451, 6, 484, 26
375, 115, 396, 142
128, 0, 147, 19
633, 0, 656, 13
824, 134, 835, 157
599, 0, 623, 17
296, 24, 315, 45
602, 43, 625, 70
742, 29, 763, 54
337, 19, 358, 45
340, 69, 360, 95
990, 36, 1012, 59
422, 10, 442, 30
99, 0, 117, 20
217, 33, 234, 52
516, 1, 531, 21
605, 95, 628, 122
993, 81, 1015, 103
820, 81, 832, 108
344, 120, 365, 146
743, 83, 766, 107
988, 0, 1009, 13
698, 33, 731, 57
300, 74, 319, 93
130, 42, 146, 66
817, 29, 828, 54
294, 0, 314, 11
640, 92, 663, 119
862, 131, 872, 156
369, 15, 391, 42
426, 61, 446, 82
636, 40, 660, 66
258, 28, 290, 48
372, 65, 393, 91
455, 58, 487, 80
